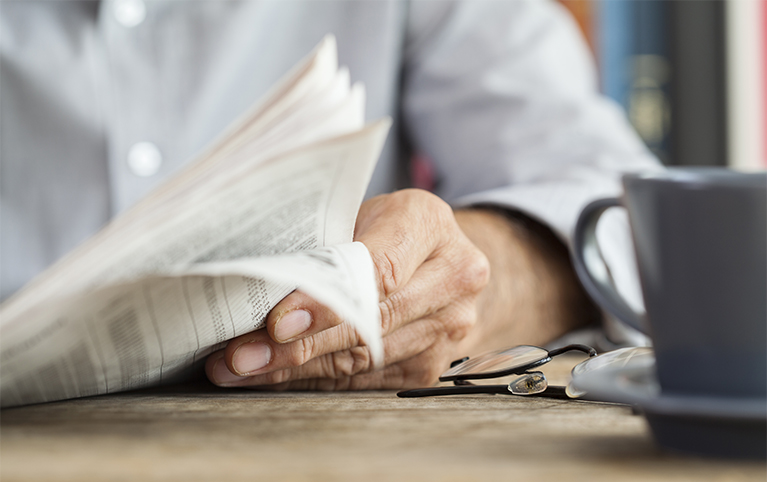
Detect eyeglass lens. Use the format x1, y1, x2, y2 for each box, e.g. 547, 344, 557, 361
571, 346, 653, 378
565, 346, 654, 398
440, 345, 549, 380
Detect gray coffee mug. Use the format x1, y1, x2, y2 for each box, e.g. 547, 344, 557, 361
573, 168, 766, 399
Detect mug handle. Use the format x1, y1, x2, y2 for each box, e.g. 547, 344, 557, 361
572, 198, 647, 334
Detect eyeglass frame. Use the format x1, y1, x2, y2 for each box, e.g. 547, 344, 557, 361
397, 344, 597, 399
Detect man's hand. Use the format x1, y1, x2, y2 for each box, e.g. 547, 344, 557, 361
205, 189, 597, 390
205, 189, 489, 389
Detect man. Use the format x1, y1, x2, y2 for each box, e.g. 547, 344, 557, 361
0, 0, 658, 390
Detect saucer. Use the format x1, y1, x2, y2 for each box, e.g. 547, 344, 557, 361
571, 356, 767, 459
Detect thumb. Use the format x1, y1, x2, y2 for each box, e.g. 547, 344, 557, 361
266, 290, 344, 343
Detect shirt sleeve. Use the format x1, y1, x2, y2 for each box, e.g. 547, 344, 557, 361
401, 0, 662, 347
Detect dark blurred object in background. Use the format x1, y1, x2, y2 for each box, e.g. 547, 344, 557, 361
558, 0, 766, 171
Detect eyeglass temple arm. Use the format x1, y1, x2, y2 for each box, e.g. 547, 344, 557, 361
397, 385, 571, 399
547, 344, 597, 358
397, 385, 510, 397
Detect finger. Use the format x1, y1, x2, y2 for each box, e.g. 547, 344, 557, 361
208, 325, 368, 386
219, 251, 480, 377
251, 231, 471, 346
215, 316, 360, 377
379, 244, 488, 336
266, 290, 343, 343
221, 264, 452, 378
206, 350, 238, 385
215, 303, 473, 387
354, 190, 454, 299
262, 329, 461, 390
270, 248, 479, 345
213, 289, 344, 377
279, 365, 413, 390
255, 353, 447, 391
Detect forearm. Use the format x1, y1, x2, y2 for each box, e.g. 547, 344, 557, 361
453, 207, 600, 356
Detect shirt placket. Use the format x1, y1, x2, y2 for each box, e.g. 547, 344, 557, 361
99, 0, 171, 215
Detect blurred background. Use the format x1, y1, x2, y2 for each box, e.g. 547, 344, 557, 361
558, 0, 766, 170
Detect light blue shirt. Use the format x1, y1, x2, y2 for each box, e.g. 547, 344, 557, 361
0, 0, 659, 344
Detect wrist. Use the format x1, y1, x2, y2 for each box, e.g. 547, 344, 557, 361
453, 207, 599, 356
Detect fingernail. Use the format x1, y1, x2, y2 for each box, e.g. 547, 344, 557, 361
232, 342, 272, 374
212, 358, 245, 385
274, 309, 312, 342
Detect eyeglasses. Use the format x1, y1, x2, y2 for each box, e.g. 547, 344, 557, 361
397, 344, 597, 400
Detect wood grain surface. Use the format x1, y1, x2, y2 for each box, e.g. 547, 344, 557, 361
2, 356, 764, 481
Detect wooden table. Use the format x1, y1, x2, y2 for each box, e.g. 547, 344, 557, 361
2, 356, 764, 481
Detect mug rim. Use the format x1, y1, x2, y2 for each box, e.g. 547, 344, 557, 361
623, 167, 766, 189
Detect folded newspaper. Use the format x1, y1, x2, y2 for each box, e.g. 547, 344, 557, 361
0, 36, 388, 408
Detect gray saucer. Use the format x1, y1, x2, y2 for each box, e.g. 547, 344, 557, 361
571, 359, 767, 459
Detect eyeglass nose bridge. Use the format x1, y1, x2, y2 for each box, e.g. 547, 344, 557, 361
452, 369, 549, 396
508, 371, 548, 395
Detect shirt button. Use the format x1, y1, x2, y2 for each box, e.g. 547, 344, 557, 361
113, 0, 146, 28
127, 142, 162, 177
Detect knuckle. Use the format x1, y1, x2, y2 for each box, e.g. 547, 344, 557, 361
379, 298, 397, 335
329, 351, 353, 377
420, 192, 454, 225
329, 346, 372, 378
396, 188, 454, 229
440, 303, 477, 342
371, 249, 403, 297
286, 337, 314, 367
452, 311, 477, 341
392, 188, 435, 204
349, 346, 373, 374
317, 354, 338, 379
456, 248, 490, 293
432, 197, 455, 224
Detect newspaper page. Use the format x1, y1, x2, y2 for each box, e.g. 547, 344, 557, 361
0, 120, 390, 408
2, 35, 361, 317
0, 36, 390, 407
1, 243, 380, 408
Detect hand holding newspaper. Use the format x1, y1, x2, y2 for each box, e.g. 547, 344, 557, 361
0, 36, 388, 408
